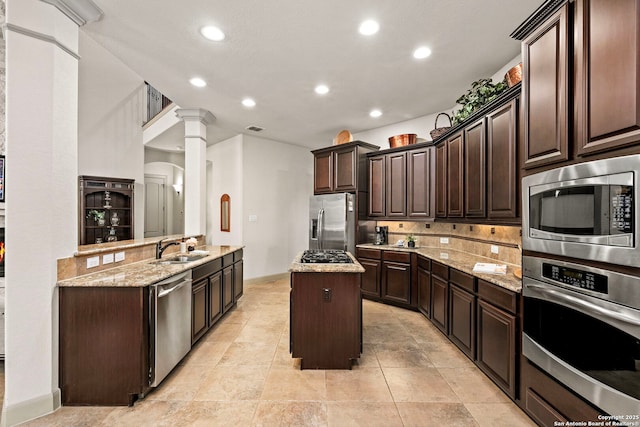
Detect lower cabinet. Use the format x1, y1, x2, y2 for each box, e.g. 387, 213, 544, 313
191, 249, 243, 346
430, 261, 449, 335
449, 284, 476, 359
417, 255, 431, 317
357, 248, 417, 309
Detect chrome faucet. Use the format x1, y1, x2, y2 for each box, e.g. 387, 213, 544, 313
156, 238, 180, 259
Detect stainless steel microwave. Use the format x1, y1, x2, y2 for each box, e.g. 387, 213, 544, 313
522, 155, 638, 267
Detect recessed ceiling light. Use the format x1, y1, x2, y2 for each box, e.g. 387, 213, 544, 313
359, 20, 379, 36
413, 46, 432, 59
200, 26, 225, 41
370, 109, 382, 118
242, 98, 256, 108
189, 77, 207, 87
315, 84, 330, 95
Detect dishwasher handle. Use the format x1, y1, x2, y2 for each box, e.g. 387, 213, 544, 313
157, 278, 191, 298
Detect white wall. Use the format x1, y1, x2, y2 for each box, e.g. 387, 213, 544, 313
242, 135, 312, 279
77, 31, 145, 239
206, 135, 243, 246
144, 162, 184, 235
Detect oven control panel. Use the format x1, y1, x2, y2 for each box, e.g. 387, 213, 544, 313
610, 186, 633, 233
542, 263, 609, 294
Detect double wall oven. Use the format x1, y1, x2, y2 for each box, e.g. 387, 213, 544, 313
522, 154, 640, 416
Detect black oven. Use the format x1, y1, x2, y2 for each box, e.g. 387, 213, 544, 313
522, 256, 640, 416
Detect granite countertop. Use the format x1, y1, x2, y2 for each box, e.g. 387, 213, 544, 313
357, 244, 522, 292
289, 251, 365, 273
58, 245, 243, 288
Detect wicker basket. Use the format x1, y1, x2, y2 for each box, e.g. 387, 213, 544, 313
430, 113, 452, 140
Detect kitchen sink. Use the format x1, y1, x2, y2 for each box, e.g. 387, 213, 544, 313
149, 254, 209, 265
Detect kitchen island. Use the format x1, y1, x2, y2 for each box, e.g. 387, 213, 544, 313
289, 251, 364, 369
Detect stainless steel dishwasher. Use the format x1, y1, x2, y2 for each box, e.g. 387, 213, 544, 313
149, 270, 192, 387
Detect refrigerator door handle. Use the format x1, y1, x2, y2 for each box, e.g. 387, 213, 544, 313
318, 208, 324, 250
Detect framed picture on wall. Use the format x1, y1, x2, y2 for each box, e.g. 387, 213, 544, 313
0, 155, 5, 202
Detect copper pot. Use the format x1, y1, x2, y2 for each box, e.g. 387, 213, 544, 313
505, 62, 523, 87
388, 134, 417, 148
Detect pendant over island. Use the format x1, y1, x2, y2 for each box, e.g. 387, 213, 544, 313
289, 250, 364, 369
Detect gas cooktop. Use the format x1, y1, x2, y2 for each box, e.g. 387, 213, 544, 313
300, 250, 354, 264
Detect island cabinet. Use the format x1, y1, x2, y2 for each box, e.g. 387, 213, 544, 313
312, 141, 380, 195
290, 272, 362, 369
516, 0, 640, 171
356, 248, 418, 310
367, 145, 435, 220
59, 286, 150, 406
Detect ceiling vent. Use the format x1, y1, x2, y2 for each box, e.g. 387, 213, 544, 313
245, 125, 264, 132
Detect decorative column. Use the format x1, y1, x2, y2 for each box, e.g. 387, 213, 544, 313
175, 108, 215, 236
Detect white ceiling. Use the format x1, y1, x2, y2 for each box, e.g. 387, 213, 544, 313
81, 0, 540, 151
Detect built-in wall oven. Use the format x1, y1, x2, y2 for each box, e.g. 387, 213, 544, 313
522, 255, 640, 416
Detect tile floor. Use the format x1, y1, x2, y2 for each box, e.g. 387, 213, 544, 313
18, 276, 536, 426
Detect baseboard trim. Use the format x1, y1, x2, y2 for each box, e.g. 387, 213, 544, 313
1, 388, 61, 427
244, 272, 289, 286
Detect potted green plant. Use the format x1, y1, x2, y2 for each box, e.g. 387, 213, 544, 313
87, 209, 106, 226
452, 78, 509, 125
406, 234, 417, 248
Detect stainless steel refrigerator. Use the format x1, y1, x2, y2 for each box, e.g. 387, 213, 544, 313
309, 193, 356, 254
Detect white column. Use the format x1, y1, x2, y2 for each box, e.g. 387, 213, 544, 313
176, 109, 215, 236
3, 0, 100, 425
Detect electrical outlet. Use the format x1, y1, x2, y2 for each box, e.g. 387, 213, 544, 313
248, 214, 258, 222
491, 245, 499, 254
103, 253, 114, 264
86, 256, 100, 269
399, 223, 403, 228
115, 252, 125, 262
440, 237, 449, 244
440, 252, 449, 259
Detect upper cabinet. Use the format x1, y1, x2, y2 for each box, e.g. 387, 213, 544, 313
79, 176, 134, 245
312, 141, 379, 195
434, 92, 521, 223
368, 145, 435, 220
514, 0, 640, 170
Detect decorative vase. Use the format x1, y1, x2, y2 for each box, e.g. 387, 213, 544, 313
408, 241, 415, 248
110, 212, 120, 226
97, 218, 106, 227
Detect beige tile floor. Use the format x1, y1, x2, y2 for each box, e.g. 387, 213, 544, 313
18, 277, 536, 426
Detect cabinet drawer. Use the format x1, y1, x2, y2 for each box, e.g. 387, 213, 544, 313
417, 255, 431, 271
450, 269, 476, 293
382, 251, 411, 263
192, 258, 222, 281
356, 248, 381, 259
234, 249, 243, 262
222, 253, 234, 267
431, 261, 449, 280
477, 279, 517, 314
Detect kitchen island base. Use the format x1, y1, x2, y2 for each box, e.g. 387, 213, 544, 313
290, 272, 362, 370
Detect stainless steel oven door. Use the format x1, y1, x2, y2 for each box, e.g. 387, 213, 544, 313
523, 274, 640, 416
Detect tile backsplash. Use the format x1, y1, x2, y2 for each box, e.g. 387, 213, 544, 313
377, 221, 522, 266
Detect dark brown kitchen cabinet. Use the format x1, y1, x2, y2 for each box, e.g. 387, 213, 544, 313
448, 269, 477, 359
222, 265, 234, 313
487, 99, 519, 219
430, 261, 449, 335
208, 271, 223, 325
79, 175, 134, 245
233, 259, 244, 301
574, 0, 640, 155
358, 254, 382, 299
464, 119, 486, 218
435, 142, 448, 218
59, 286, 150, 406
385, 152, 407, 217
313, 141, 380, 195
476, 279, 518, 398
381, 251, 411, 306
521, 4, 569, 169
446, 132, 464, 218
191, 278, 209, 343
368, 156, 386, 217
417, 256, 431, 317
407, 147, 435, 218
